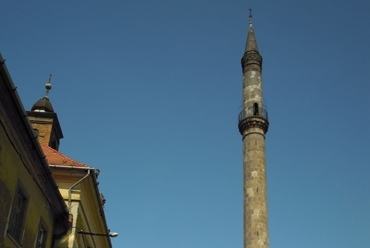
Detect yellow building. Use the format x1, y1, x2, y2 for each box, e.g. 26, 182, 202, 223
0, 55, 70, 247
27, 82, 114, 248
41, 144, 113, 248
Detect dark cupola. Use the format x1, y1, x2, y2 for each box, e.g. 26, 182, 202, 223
31, 97, 54, 112
31, 79, 54, 112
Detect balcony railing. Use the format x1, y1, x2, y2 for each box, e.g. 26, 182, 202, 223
238, 106, 268, 123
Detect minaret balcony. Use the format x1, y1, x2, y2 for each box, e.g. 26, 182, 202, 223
238, 106, 269, 134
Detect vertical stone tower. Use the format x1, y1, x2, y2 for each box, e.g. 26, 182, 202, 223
238, 11, 269, 248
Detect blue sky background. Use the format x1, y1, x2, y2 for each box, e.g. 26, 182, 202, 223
1, 1, 370, 247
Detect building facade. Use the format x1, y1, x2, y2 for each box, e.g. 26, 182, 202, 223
0, 55, 70, 248
0, 53, 113, 247
27, 85, 113, 248
238, 13, 270, 248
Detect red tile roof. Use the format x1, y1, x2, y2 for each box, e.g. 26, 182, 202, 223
40, 143, 89, 167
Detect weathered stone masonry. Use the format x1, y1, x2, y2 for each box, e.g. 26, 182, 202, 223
238, 13, 270, 248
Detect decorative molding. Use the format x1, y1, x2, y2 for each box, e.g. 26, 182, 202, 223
238, 117, 269, 135
241, 52, 263, 73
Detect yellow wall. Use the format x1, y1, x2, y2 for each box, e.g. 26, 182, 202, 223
51, 169, 111, 248
0, 117, 56, 248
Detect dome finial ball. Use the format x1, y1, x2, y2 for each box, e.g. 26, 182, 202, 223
45, 82, 52, 90
45, 74, 52, 91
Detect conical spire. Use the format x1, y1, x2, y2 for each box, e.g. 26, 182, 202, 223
241, 9, 262, 74
245, 8, 259, 53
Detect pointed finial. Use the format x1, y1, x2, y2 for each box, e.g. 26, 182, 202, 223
249, 8, 253, 25
45, 74, 52, 98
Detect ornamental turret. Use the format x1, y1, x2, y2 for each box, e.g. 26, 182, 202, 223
27, 76, 63, 150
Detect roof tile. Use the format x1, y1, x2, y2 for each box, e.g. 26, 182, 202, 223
40, 143, 89, 167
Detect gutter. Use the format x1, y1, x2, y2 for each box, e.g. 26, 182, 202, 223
48, 165, 94, 209
69, 169, 90, 209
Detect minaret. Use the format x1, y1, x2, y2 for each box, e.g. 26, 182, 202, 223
238, 10, 269, 248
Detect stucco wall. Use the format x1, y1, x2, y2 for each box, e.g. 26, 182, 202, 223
0, 118, 56, 248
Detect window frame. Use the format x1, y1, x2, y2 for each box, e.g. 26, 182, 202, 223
8, 182, 29, 245
35, 219, 48, 248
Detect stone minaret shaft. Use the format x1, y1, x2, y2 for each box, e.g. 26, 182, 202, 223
238, 14, 269, 248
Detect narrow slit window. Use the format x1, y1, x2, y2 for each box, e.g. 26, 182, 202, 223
253, 103, 259, 116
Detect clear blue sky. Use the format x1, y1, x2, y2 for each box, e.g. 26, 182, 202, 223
2, 1, 370, 247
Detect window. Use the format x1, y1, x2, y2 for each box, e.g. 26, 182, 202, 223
8, 185, 28, 243
253, 103, 259, 116
35, 224, 47, 248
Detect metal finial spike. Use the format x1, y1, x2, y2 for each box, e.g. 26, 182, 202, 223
45, 74, 52, 98
249, 8, 253, 25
